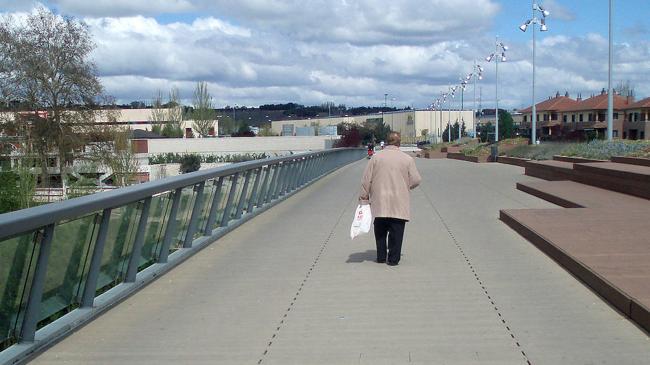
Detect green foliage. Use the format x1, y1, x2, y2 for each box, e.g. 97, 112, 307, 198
179, 154, 201, 174
358, 120, 390, 144
499, 110, 514, 140
149, 153, 268, 165
161, 123, 184, 138
0, 171, 20, 213
442, 122, 466, 142
67, 176, 98, 199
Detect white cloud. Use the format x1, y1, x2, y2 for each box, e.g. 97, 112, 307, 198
543, 0, 576, 22
2, 2, 648, 109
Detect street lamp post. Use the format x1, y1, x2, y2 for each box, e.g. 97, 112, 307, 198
520, 1, 550, 144
607, 0, 614, 140
472, 61, 484, 140
486, 37, 508, 143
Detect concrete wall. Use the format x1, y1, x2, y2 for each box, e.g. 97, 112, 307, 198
271, 110, 474, 143
142, 136, 340, 155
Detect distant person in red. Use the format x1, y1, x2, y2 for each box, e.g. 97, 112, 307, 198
359, 132, 421, 266
367, 143, 374, 159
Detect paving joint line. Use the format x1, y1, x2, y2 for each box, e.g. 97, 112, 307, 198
421, 188, 534, 365
257, 188, 358, 364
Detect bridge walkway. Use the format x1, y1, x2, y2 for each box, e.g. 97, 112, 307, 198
31, 159, 650, 364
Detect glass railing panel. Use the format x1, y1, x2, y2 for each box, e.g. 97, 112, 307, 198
138, 192, 173, 271
171, 186, 197, 252
212, 176, 232, 229
194, 179, 218, 239
0, 231, 39, 350
95, 201, 142, 295
39, 213, 99, 328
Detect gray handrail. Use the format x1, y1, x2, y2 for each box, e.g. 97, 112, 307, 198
0, 148, 359, 239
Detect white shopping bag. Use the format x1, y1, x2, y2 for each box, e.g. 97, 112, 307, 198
350, 204, 372, 239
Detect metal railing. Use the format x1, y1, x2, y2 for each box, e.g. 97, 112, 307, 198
0, 148, 364, 360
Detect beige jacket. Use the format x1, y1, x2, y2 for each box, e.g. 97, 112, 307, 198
359, 146, 422, 221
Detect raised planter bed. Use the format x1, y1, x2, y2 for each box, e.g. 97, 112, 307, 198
524, 160, 575, 181
497, 156, 530, 167
552, 155, 607, 164
611, 156, 650, 167
447, 152, 491, 163
572, 162, 650, 200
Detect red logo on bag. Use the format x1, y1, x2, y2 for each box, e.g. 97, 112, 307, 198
357, 211, 363, 219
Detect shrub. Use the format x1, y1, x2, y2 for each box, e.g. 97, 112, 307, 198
180, 154, 201, 173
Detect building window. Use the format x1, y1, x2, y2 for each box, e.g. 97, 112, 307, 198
523, 115, 527, 122
551, 113, 558, 121
613, 112, 619, 120
563, 115, 567, 123
543, 114, 549, 121
572, 115, 575, 123
579, 114, 583, 122
536, 114, 540, 122
588, 113, 594, 122
641, 131, 645, 140
613, 130, 618, 138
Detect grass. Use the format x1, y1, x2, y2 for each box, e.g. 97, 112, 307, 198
561, 140, 650, 160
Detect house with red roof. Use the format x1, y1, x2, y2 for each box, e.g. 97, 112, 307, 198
519, 89, 635, 140
624, 97, 650, 140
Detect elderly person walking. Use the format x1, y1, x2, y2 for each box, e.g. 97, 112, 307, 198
359, 132, 421, 266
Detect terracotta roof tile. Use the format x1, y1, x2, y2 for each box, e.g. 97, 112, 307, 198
563, 93, 630, 112
520, 96, 579, 113
626, 97, 650, 109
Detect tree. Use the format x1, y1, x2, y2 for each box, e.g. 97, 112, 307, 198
179, 154, 201, 174
87, 124, 140, 187
0, 7, 104, 190
615, 80, 635, 98
161, 87, 183, 137
334, 123, 361, 147
442, 122, 466, 142
191, 81, 215, 137
149, 90, 166, 135
499, 110, 514, 140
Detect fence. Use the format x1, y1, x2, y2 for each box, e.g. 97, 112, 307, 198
0, 148, 364, 362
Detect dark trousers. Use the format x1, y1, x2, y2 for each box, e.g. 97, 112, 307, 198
374, 217, 406, 264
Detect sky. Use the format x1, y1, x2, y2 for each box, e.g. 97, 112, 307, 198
1, 0, 648, 110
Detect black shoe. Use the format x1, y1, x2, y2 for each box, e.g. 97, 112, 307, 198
387, 261, 399, 266
376, 258, 386, 263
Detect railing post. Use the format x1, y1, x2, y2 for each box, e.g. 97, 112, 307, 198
299, 157, 310, 185
280, 161, 294, 195
247, 167, 263, 213
125, 197, 152, 283
265, 164, 279, 204
235, 170, 252, 219
20, 224, 54, 342
220, 173, 240, 227
81, 208, 112, 307
304, 156, 316, 183
271, 163, 285, 200
283, 161, 296, 194
158, 188, 182, 264
203, 177, 224, 235
183, 182, 205, 248
290, 159, 303, 190
256, 166, 272, 207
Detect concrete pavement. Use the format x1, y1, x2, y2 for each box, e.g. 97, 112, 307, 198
30, 159, 650, 364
